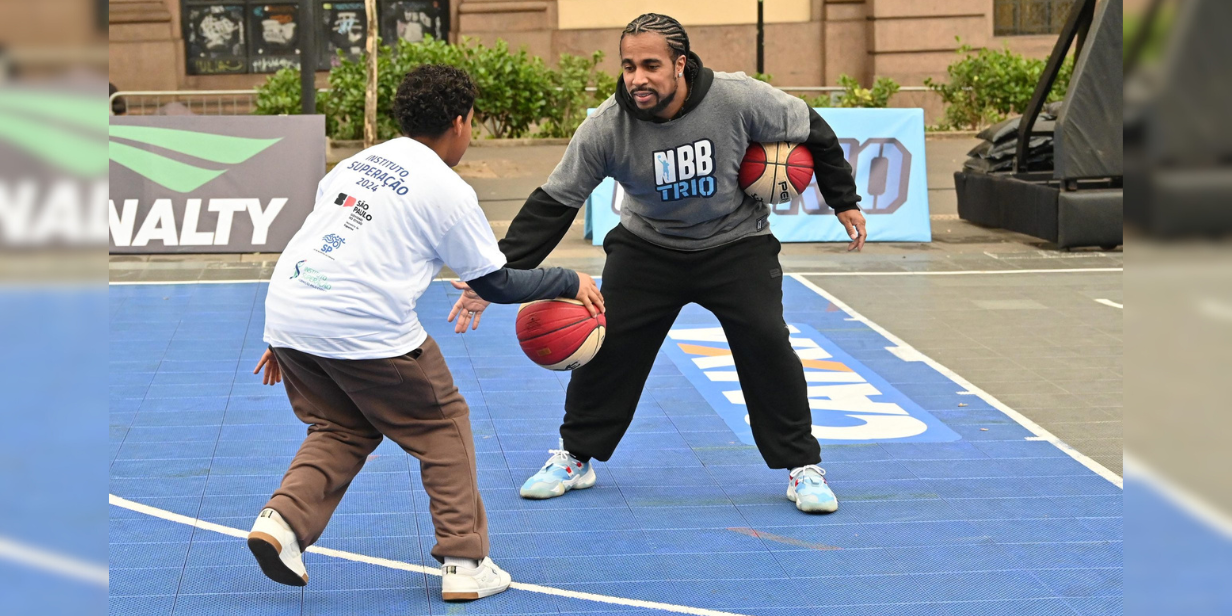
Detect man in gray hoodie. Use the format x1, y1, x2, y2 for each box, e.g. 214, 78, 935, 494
451, 13, 866, 513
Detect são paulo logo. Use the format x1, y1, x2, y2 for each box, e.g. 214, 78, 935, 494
335, 192, 374, 231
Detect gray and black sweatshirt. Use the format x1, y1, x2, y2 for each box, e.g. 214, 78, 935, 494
500, 52, 861, 267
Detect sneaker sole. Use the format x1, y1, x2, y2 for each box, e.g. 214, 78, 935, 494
247, 532, 308, 587
788, 491, 839, 514
519, 471, 596, 500
442, 580, 511, 602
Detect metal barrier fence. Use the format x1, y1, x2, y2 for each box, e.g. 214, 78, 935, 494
777, 85, 936, 106
109, 90, 260, 116
111, 86, 941, 117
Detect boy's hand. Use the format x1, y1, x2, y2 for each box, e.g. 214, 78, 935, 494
448, 281, 490, 333
254, 348, 281, 385
574, 272, 604, 317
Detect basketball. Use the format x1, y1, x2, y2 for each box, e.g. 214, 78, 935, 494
515, 299, 607, 371
738, 142, 814, 206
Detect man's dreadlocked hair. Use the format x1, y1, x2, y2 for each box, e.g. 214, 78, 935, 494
621, 13, 701, 82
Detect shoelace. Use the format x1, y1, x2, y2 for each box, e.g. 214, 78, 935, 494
545, 448, 576, 469
790, 465, 827, 485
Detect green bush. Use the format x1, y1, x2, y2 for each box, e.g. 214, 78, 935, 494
538, 50, 615, 138
465, 39, 556, 139
322, 36, 544, 141
253, 67, 345, 138
797, 93, 831, 108
255, 36, 616, 140
926, 40, 1074, 130
835, 74, 900, 108
252, 67, 305, 116
319, 43, 400, 140
255, 38, 908, 140
791, 74, 900, 109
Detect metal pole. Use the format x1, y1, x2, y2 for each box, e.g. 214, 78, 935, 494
756, 0, 765, 75
300, 0, 317, 114
364, 0, 378, 147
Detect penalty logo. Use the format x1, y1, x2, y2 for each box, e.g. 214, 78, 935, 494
108, 125, 282, 193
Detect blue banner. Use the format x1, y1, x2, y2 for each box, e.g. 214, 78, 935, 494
585, 108, 931, 244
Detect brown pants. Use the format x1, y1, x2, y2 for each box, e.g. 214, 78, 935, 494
266, 337, 488, 562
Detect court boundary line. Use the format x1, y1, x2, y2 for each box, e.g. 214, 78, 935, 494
0, 536, 109, 586
788, 267, 1122, 277
1124, 453, 1232, 539
108, 494, 753, 616
788, 273, 1123, 489
106, 267, 1123, 286
109, 279, 269, 286
108, 278, 462, 286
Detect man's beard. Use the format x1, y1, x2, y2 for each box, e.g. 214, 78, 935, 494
631, 82, 679, 120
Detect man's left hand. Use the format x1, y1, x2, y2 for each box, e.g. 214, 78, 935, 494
837, 209, 867, 252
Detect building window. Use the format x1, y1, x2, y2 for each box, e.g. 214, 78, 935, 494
182, 1, 450, 75
994, 0, 1077, 36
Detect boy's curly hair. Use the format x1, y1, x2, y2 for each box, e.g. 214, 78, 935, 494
392, 64, 478, 138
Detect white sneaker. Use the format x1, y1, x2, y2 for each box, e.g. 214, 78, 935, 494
247, 508, 309, 586
519, 440, 596, 499
441, 557, 512, 602
787, 465, 839, 514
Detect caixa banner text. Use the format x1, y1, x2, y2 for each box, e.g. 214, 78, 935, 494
586, 108, 931, 243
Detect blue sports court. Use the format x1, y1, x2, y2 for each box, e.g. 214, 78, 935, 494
109, 276, 1121, 616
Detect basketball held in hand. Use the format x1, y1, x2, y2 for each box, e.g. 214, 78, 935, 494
738, 142, 814, 206
515, 299, 607, 371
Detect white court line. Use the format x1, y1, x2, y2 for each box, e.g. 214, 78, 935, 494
108, 275, 600, 286
1095, 299, 1123, 309
109, 277, 469, 286
0, 536, 109, 586
105, 267, 1124, 286
108, 279, 269, 286
790, 267, 1122, 277
788, 273, 1123, 489
1124, 452, 1232, 539
108, 494, 752, 616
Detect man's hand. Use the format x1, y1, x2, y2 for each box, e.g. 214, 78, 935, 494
574, 272, 604, 316
448, 281, 491, 333
253, 348, 281, 385
836, 209, 867, 252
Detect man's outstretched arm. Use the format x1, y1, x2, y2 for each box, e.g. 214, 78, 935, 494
498, 188, 579, 270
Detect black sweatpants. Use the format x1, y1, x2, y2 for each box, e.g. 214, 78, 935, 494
561, 224, 821, 469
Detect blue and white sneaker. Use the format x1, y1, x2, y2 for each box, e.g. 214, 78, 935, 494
787, 465, 839, 513
519, 442, 596, 499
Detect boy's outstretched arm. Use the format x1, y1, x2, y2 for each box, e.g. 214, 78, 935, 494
448, 268, 603, 333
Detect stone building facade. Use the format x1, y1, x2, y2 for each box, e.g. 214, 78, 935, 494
108, 0, 1072, 119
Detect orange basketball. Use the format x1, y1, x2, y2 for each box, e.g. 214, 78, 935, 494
515, 299, 606, 371
738, 142, 814, 205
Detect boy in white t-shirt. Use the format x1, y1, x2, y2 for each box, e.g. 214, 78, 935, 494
248, 65, 602, 602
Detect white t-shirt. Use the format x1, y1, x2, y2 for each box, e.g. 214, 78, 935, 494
264, 138, 506, 359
